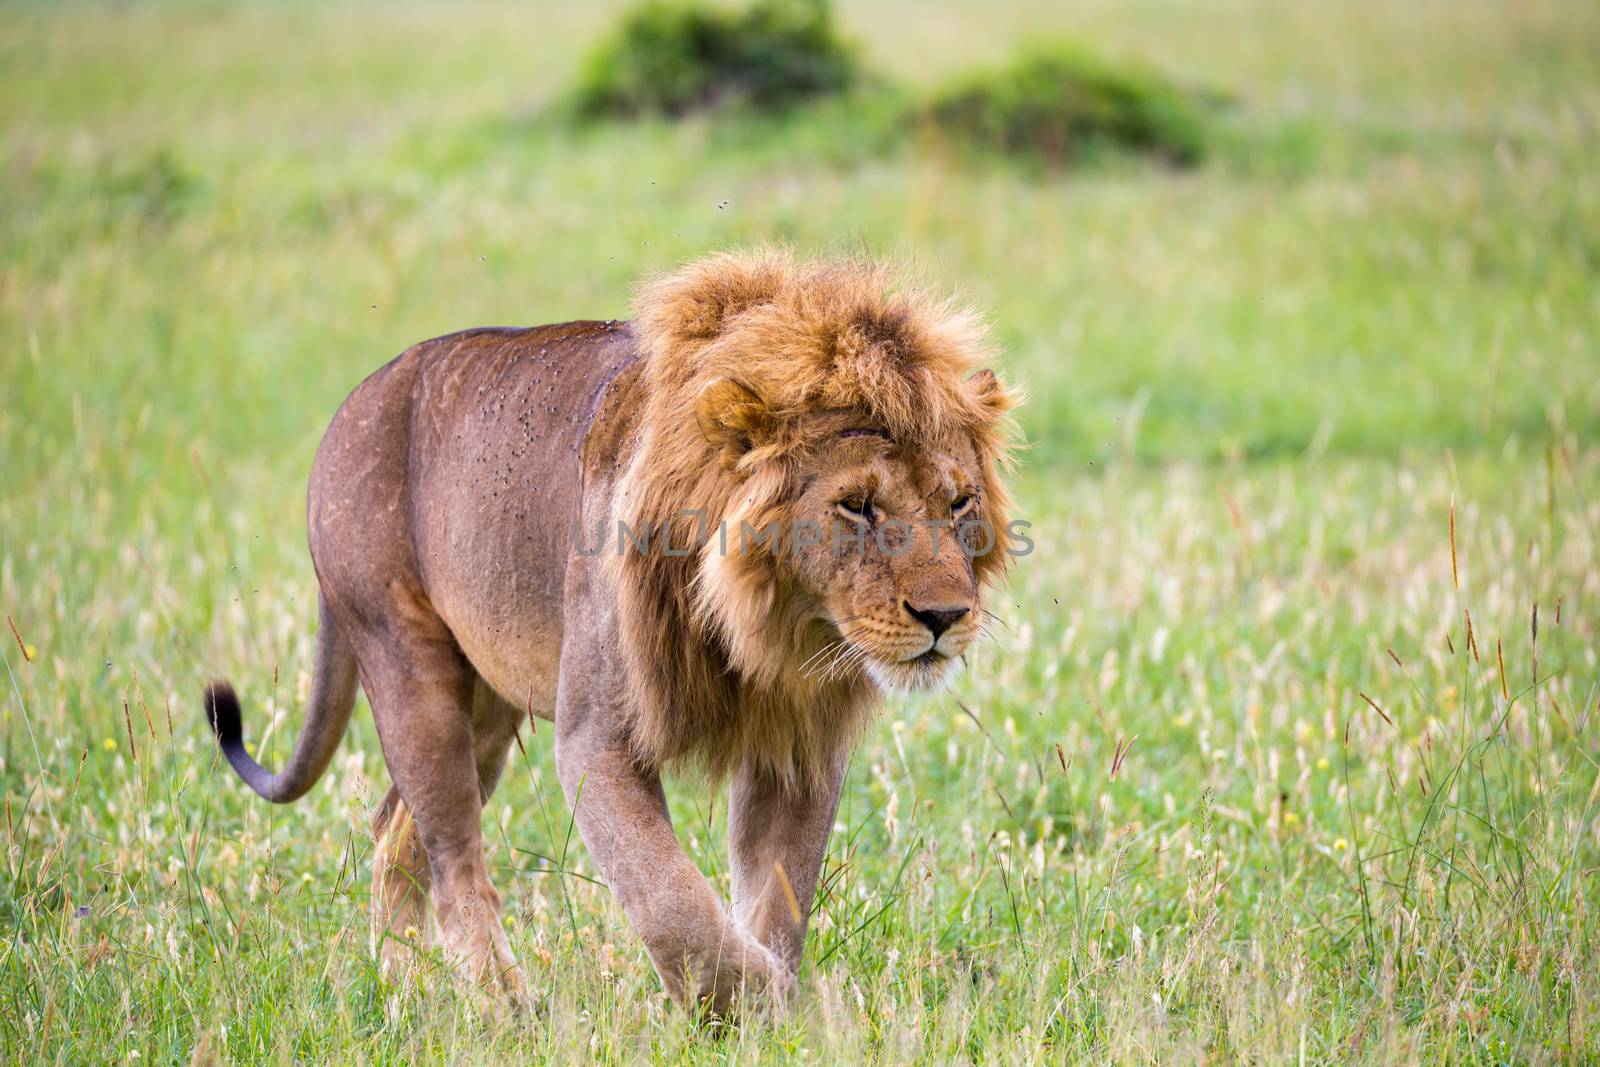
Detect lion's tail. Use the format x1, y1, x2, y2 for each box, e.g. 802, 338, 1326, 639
204, 594, 359, 803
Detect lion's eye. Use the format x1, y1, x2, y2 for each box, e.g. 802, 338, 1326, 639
837, 496, 875, 523
951, 493, 975, 515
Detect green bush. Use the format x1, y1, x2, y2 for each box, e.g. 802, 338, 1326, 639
928, 47, 1213, 168
573, 0, 859, 118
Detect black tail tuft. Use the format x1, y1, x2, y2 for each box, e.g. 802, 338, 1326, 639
201, 603, 357, 805
204, 681, 243, 748
203, 680, 279, 799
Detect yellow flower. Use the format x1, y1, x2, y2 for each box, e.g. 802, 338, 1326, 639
1315, 757, 1330, 770
403, 926, 420, 940
103, 737, 118, 751
1282, 810, 1300, 829
1334, 838, 1349, 851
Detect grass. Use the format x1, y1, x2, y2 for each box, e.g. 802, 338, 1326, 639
2, 0, 1599, 1061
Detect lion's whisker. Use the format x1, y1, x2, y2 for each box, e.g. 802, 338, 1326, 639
838, 644, 874, 680
980, 609, 1016, 636
832, 646, 870, 681
799, 639, 844, 674
821, 642, 870, 683
976, 623, 1011, 652
804, 639, 859, 681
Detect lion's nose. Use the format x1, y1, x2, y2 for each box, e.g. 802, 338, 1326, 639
903, 601, 970, 639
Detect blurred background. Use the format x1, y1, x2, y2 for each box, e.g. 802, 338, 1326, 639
5, 0, 1596, 487
2, 1, 1598, 1060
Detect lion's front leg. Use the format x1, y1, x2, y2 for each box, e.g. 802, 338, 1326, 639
728, 754, 847, 974
553, 704, 792, 1014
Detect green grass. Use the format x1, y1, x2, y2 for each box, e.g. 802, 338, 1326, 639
2, 0, 1599, 1062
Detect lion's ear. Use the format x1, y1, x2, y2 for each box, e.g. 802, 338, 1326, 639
696, 377, 772, 467
968, 368, 1017, 420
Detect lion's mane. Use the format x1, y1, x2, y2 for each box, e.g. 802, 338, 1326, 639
609, 248, 1019, 789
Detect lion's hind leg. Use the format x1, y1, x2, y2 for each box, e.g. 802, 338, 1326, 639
371, 787, 434, 975
367, 677, 529, 992
347, 595, 526, 1000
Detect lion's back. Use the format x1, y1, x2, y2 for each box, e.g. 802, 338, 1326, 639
306, 321, 640, 708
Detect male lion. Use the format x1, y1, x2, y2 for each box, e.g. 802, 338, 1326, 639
204, 248, 1018, 1012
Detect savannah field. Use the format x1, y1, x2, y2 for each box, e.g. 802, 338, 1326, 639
2, 0, 1599, 1062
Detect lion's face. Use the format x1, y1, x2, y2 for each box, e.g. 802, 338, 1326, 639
782, 424, 990, 693
694, 373, 1012, 698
